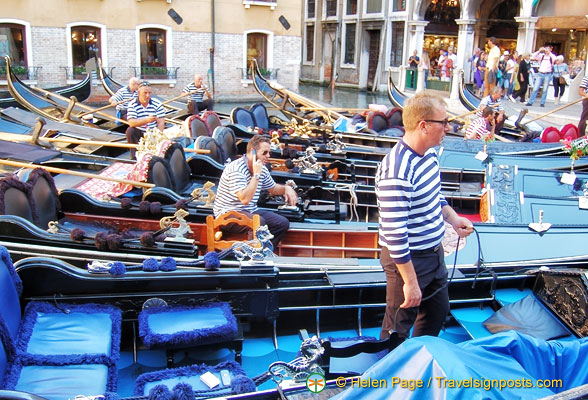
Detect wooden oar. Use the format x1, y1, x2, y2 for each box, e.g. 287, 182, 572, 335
523, 97, 585, 124
0, 131, 211, 154
31, 86, 130, 125
78, 98, 130, 118
0, 159, 155, 188
161, 91, 191, 106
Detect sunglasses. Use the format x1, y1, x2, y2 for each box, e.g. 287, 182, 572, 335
139, 81, 151, 88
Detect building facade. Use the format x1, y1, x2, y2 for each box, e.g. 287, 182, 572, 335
301, 0, 588, 91
0, 0, 302, 100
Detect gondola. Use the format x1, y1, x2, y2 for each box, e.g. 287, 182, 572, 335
386, 67, 408, 108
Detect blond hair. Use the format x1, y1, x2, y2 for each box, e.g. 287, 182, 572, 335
403, 91, 447, 131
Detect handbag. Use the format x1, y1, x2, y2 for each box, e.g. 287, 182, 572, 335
558, 76, 567, 85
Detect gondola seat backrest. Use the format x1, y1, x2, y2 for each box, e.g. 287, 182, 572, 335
367, 111, 390, 133
195, 136, 225, 165
541, 126, 562, 143
163, 143, 191, 194
21, 168, 61, 230
231, 107, 256, 129
386, 107, 403, 128
560, 124, 579, 141
146, 156, 175, 191
0, 176, 38, 226
250, 103, 269, 131
187, 115, 212, 138
212, 127, 238, 162
202, 111, 222, 132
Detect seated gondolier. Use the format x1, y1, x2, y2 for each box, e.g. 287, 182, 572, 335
213, 135, 298, 249
183, 74, 213, 114
109, 77, 140, 121
465, 107, 495, 140
126, 82, 165, 159
476, 87, 505, 135
376, 91, 473, 341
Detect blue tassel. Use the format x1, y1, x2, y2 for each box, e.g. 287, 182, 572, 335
159, 257, 177, 271
110, 261, 126, 276
231, 375, 256, 394
148, 385, 172, 400
172, 382, 194, 400
204, 251, 220, 271
143, 258, 159, 272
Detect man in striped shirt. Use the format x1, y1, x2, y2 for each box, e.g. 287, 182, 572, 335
213, 135, 298, 248
578, 75, 588, 136
109, 77, 140, 120
465, 107, 495, 140
183, 74, 213, 114
125, 82, 166, 159
476, 87, 505, 135
376, 92, 474, 340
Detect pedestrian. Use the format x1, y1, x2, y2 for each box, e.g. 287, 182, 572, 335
512, 53, 531, 103
578, 75, 588, 136
475, 52, 487, 96
419, 51, 431, 88
484, 37, 501, 96
526, 45, 556, 107
552, 55, 569, 105
469, 48, 481, 84
376, 91, 474, 340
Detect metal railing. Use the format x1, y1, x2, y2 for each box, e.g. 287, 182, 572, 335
133, 66, 179, 80
61, 66, 115, 81
240, 67, 279, 80
0, 65, 41, 80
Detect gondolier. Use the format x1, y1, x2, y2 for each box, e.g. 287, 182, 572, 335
376, 92, 473, 341
183, 74, 213, 114
126, 81, 165, 159
109, 77, 140, 120
477, 87, 505, 135
579, 74, 588, 136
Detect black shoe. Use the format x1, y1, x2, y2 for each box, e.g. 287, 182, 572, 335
525, 102, 532, 106
540, 104, 545, 107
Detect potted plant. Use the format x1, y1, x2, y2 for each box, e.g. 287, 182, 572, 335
73, 66, 86, 79
142, 67, 168, 79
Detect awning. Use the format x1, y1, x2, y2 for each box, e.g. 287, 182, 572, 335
535, 16, 588, 30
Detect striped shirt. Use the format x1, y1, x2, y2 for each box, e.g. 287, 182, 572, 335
183, 82, 208, 103
126, 98, 165, 130
476, 95, 503, 117
465, 117, 491, 140
110, 86, 138, 111
213, 156, 275, 217
376, 141, 448, 264
579, 76, 588, 93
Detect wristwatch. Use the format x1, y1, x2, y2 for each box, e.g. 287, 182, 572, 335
253, 173, 261, 180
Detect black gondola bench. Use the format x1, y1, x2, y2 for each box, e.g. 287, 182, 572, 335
0, 245, 121, 399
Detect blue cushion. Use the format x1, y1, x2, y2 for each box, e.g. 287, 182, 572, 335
0, 247, 22, 346
250, 103, 269, 131
12, 364, 109, 400
139, 302, 238, 348
0, 337, 7, 385
135, 360, 247, 395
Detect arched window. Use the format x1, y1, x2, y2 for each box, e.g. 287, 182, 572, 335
243, 30, 274, 79
136, 25, 174, 80
0, 22, 28, 66
65, 22, 106, 80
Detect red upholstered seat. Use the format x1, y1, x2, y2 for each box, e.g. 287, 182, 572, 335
560, 124, 579, 141
541, 127, 562, 143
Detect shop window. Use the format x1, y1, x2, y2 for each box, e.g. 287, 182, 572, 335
305, 24, 314, 63
346, 0, 357, 15
389, 22, 404, 67
0, 23, 27, 66
343, 23, 356, 65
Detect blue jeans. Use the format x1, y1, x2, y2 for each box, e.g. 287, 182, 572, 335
528, 72, 553, 105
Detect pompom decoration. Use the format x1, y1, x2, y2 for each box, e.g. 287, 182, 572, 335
285, 159, 295, 170
288, 149, 298, 159
94, 232, 108, 251
318, 144, 327, 153
175, 198, 191, 210
107, 233, 123, 251
204, 251, 220, 271
159, 257, 177, 272
109, 261, 126, 276
140, 232, 155, 247
172, 383, 194, 400
70, 228, 85, 241
139, 201, 151, 214
120, 198, 132, 209
104, 393, 121, 400
142, 258, 159, 272
154, 234, 166, 242
231, 375, 256, 394
150, 201, 162, 215
148, 384, 172, 400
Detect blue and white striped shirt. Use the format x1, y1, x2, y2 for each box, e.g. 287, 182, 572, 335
183, 82, 208, 103
213, 156, 275, 217
376, 141, 448, 264
476, 95, 503, 117
126, 98, 165, 130
110, 86, 138, 111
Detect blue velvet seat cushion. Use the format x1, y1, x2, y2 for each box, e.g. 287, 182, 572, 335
139, 302, 238, 348
17, 302, 122, 362
135, 360, 246, 395
0, 246, 23, 354
7, 364, 110, 400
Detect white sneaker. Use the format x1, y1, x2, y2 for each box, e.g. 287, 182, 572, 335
508, 95, 516, 102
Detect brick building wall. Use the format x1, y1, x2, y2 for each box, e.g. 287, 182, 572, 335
31, 26, 68, 86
